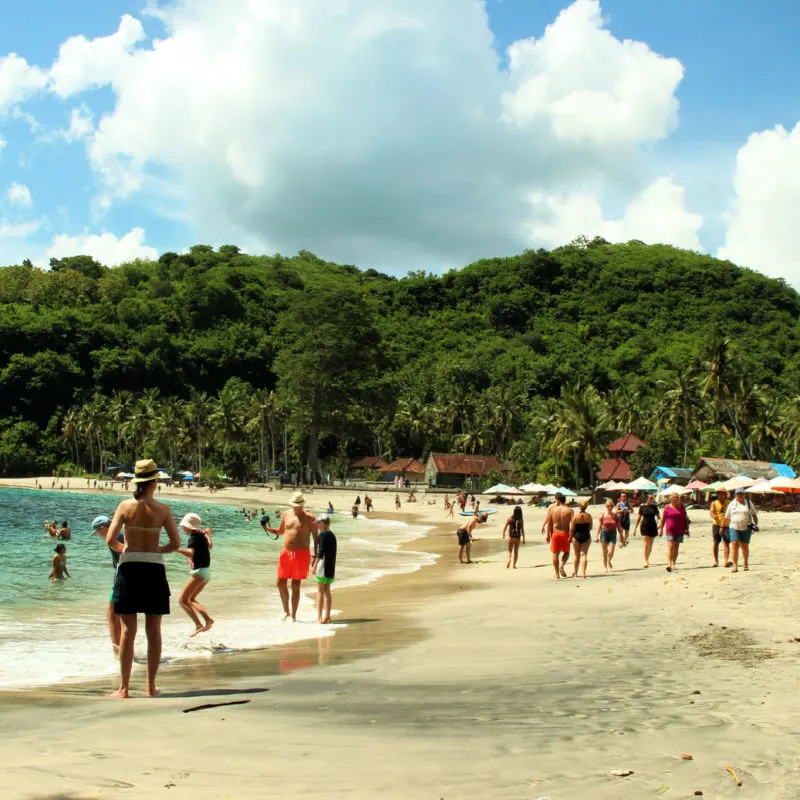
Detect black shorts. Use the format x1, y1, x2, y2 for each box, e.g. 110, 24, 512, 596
572, 531, 591, 544
712, 525, 730, 544
113, 562, 171, 615
641, 527, 658, 538
457, 529, 471, 546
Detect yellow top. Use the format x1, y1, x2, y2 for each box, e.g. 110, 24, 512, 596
710, 499, 727, 526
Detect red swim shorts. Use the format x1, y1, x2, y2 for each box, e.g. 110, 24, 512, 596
277, 548, 311, 581
550, 531, 570, 554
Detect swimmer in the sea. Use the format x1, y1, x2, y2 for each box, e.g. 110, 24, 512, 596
50, 543, 70, 581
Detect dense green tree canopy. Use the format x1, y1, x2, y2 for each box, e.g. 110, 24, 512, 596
1, 239, 799, 484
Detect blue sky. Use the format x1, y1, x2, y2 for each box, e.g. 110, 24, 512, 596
0, 0, 799, 283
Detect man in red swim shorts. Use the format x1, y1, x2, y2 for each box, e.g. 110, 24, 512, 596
266, 492, 319, 621
547, 492, 574, 580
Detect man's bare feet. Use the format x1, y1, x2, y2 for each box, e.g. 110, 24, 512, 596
146, 686, 161, 697
189, 626, 205, 638
713, 562, 719, 567
731, 567, 739, 573
109, 688, 129, 699
559, 567, 567, 578
203, 619, 215, 632
725, 561, 733, 568
282, 614, 291, 621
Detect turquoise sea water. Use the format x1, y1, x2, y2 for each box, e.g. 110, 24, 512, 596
0, 488, 435, 689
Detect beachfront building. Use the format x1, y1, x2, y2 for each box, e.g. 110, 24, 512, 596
692, 458, 796, 484
424, 453, 501, 489
379, 458, 426, 484
649, 466, 694, 486
348, 456, 388, 475
596, 433, 647, 485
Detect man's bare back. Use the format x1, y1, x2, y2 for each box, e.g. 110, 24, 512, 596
549, 504, 574, 534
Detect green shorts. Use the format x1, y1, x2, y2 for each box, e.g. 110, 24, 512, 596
190, 567, 211, 581
316, 576, 334, 585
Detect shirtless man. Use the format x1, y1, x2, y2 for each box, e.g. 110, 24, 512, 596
265, 492, 319, 621
547, 492, 574, 579
456, 512, 486, 563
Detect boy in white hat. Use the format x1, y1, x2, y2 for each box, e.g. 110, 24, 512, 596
176, 512, 214, 636
313, 513, 337, 624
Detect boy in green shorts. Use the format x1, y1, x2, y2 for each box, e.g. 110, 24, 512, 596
313, 513, 337, 624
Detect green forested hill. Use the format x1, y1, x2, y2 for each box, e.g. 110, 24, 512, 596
1, 238, 798, 484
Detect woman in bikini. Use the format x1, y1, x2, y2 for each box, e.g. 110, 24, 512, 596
502, 506, 525, 569
106, 459, 180, 698
49, 543, 70, 581
570, 500, 592, 578
176, 512, 214, 637
596, 499, 621, 574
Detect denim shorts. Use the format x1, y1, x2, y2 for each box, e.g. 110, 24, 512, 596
729, 528, 752, 544
665, 533, 684, 544
600, 529, 617, 544
712, 525, 730, 544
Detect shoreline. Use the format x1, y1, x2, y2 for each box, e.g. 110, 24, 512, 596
0, 477, 465, 698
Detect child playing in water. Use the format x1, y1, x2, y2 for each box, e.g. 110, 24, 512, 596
313, 513, 337, 624
49, 543, 70, 581
176, 512, 214, 637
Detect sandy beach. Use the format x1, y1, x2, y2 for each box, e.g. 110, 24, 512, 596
2, 479, 800, 798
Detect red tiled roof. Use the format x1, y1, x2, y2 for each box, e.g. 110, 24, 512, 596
379, 458, 426, 474
596, 458, 634, 481
349, 456, 389, 470
429, 453, 501, 476
607, 433, 647, 454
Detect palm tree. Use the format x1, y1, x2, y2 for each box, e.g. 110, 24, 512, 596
657, 368, 703, 467
185, 389, 211, 474
61, 407, 81, 467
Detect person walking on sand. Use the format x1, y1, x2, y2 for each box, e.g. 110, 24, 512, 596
615, 493, 632, 546
264, 492, 319, 621
176, 512, 215, 637
105, 459, 180, 698
596, 499, 621, 574
659, 492, 690, 572
49, 543, 70, 581
724, 488, 758, 573
547, 493, 573, 579
91, 515, 123, 654
313, 513, 337, 623
456, 513, 486, 564
502, 506, 525, 569
710, 488, 732, 568
633, 494, 660, 567
569, 500, 592, 578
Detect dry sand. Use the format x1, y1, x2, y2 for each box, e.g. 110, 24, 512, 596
2, 480, 800, 799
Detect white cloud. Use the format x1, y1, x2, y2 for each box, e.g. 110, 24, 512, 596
48, 15, 146, 97
718, 122, 800, 284
0, 220, 40, 240
70, 0, 689, 268
7, 182, 33, 207
47, 227, 158, 265
63, 105, 94, 141
0, 53, 48, 114
0, 135, 6, 154
502, 0, 683, 145
528, 177, 702, 250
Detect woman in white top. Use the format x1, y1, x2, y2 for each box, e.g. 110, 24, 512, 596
723, 487, 758, 573
106, 459, 180, 698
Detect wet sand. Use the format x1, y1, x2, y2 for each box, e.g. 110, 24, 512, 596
3, 482, 800, 798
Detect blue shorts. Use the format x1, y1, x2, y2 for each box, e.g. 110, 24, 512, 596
600, 529, 617, 544
729, 528, 752, 544
666, 533, 684, 543
712, 525, 730, 544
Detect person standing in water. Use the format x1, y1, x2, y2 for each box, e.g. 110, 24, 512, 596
659, 492, 690, 572
313, 513, 337, 623
547, 493, 574, 579
502, 506, 525, 569
176, 512, 214, 637
265, 492, 319, 621
633, 495, 660, 567
106, 459, 180, 698
596, 499, 621, 574
569, 500, 592, 578
49, 543, 70, 581
91, 515, 123, 654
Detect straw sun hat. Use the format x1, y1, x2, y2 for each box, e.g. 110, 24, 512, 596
132, 459, 159, 483
290, 492, 306, 507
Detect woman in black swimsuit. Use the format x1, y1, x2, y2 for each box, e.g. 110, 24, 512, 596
502, 506, 525, 569
570, 500, 593, 578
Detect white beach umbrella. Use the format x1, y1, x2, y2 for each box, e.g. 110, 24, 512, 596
482, 483, 517, 495
723, 474, 756, 491
627, 476, 658, 491
665, 485, 692, 495
745, 480, 782, 494
520, 482, 545, 493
